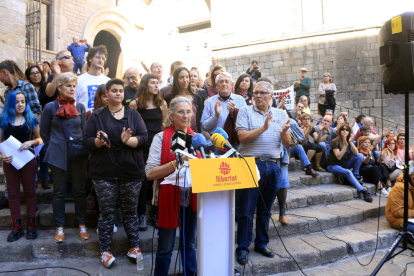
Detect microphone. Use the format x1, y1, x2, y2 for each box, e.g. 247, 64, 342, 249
170, 130, 186, 165
201, 132, 216, 158
212, 128, 229, 140
185, 133, 197, 156
192, 133, 207, 159
211, 133, 243, 158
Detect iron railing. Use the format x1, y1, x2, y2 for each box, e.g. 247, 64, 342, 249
26, 0, 42, 65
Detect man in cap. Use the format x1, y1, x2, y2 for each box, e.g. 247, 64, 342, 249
294, 67, 311, 106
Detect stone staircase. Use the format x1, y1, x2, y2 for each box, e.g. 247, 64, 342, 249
0, 159, 399, 275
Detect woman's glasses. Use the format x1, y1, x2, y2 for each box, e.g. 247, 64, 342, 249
341, 128, 350, 132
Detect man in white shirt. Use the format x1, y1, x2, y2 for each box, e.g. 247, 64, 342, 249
75, 45, 110, 111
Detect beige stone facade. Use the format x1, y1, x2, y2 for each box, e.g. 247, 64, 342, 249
1, 0, 414, 131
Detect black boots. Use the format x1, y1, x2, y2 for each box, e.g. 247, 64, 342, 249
7, 219, 24, 242
26, 218, 38, 240
7, 218, 38, 242
41, 178, 51, 189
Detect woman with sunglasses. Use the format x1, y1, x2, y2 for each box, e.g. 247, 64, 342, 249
358, 136, 392, 197
84, 78, 148, 268
327, 124, 373, 202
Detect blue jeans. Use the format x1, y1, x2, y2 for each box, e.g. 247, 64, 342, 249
290, 145, 311, 167
73, 59, 85, 74
327, 165, 364, 191
346, 153, 364, 176
319, 142, 329, 159
237, 160, 280, 253
154, 207, 197, 276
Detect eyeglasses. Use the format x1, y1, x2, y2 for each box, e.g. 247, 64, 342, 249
341, 128, 350, 131
302, 118, 311, 121
253, 91, 270, 96
297, 106, 304, 109
326, 109, 333, 112
177, 110, 192, 117
60, 55, 73, 60
30, 71, 41, 76
389, 142, 396, 145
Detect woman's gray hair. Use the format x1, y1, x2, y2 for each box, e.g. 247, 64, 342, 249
56, 72, 77, 86
164, 96, 193, 128
215, 72, 233, 84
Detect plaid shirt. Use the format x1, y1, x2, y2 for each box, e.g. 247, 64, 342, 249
5, 79, 42, 115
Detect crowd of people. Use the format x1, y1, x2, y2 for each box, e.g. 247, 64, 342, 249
0, 43, 413, 274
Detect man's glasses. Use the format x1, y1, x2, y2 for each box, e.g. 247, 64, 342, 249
94, 56, 107, 61
253, 91, 270, 96
60, 55, 73, 60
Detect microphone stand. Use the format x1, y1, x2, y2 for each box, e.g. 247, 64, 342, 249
371, 91, 414, 275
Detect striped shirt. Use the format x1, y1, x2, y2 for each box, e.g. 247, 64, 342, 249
236, 105, 288, 158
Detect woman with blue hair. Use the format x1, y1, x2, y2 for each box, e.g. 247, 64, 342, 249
0, 91, 42, 242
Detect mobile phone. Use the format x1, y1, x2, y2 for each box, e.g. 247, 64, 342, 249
254, 67, 258, 70
99, 132, 110, 147
79, 39, 85, 43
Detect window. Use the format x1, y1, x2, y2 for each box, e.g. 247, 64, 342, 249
26, 0, 51, 51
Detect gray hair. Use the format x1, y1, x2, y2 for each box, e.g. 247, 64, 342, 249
56, 72, 77, 87
164, 96, 193, 128
363, 117, 373, 125
254, 81, 273, 94
215, 72, 233, 84
56, 50, 70, 60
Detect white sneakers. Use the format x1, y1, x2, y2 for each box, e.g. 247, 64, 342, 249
377, 188, 389, 197
101, 251, 116, 268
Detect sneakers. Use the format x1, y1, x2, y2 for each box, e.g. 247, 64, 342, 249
361, 189, 373, 202
386, 186, 392, 194
0, 196, 9, 210
139, 215, 148, 231
376, 188, 389, 197
127, 247, 141, 259
54, 227, 65, 242
79, 225, 91, 240
7, 219, 24, 242
101, 251, 116, 268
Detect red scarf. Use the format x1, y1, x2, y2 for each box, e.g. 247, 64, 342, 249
56, 95, 78, 118
158, 125, 198, 229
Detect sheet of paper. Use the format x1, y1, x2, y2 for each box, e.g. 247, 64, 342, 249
160, 163, 192, 187
0, 135, 35, 170
34, 143, 44, 158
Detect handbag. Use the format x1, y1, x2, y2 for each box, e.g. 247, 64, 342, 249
54, 101, 89, 162
287, 128, 300, 148
86, 185, 98, 210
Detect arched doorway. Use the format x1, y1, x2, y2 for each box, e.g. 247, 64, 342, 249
93, 30, 121, 78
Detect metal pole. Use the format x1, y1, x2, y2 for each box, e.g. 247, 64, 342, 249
403, 91, 409, 249
39, 0, 42, 61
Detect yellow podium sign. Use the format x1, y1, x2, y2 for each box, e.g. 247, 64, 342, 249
189, 157, 258, 193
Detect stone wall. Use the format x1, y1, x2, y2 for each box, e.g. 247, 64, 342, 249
215, 29, 413, 135
0, 0, 27, 71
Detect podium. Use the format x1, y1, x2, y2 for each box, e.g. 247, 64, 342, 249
189, 157, 258, 276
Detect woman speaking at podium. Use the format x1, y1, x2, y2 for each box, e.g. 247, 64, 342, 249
146, 96, 198, 276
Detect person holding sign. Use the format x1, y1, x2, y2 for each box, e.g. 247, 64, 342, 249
0, 91, 42, 242
235, 81, 291, 265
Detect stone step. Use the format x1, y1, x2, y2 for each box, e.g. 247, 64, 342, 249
235, 217, 399, 275
264, 195, 388, 238
0, 217, 399, 276
273, 184, 376, 212
0, 225, 172, 262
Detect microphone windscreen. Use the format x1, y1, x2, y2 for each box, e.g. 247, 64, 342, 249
211, 133, 228, 149
171, 130, 186, 152
213, 128, 229, 140
192, 133, 207, 150
185, 133, 193, 148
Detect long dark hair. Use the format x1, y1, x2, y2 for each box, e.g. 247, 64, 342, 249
93, 84, 107, 109
171, 67, 194, 97
0, 60, 26, 81
25, 65, 46, 91
234, 74, 253, 97
335, 123, 352, 148
136, 74, 163, 110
